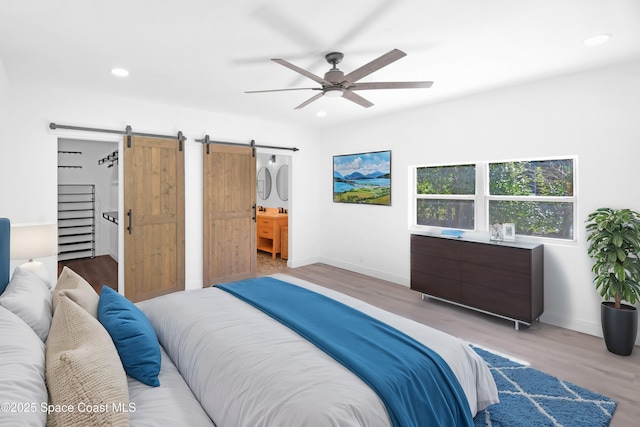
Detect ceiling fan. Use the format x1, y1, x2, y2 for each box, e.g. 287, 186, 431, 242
245, 49, 433, 109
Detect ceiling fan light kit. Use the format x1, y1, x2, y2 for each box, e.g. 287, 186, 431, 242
245, 48, 433, 109
324, 87, 344, 98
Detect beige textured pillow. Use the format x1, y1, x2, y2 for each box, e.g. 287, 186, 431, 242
58, 287, 99, 318
52, 267, 95, 313
46, 295, 130, 427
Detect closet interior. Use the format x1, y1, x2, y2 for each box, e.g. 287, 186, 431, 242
57, 138, 119, 290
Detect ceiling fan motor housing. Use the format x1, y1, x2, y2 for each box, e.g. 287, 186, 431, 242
324, 69, 345, 85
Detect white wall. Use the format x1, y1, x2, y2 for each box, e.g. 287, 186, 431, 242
317, 60, 640, 344
3, 83, 322, 291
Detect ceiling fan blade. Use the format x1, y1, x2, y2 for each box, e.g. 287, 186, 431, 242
272, 59, 330, 85
350, 81, 434, 90
294, 92, 324, 109
343, 49, 407, 84
342, 90, 374, 108
245, 88, 320, 94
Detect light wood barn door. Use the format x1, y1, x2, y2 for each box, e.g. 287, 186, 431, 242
123, 136, 185, 302
203, 144, 256, 285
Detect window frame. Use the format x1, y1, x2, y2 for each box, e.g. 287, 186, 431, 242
413, 162, 478, 231
411, 156, 578, 243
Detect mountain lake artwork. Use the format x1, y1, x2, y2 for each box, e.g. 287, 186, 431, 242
333, 150, 391, 205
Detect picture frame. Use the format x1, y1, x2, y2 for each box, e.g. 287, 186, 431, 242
502, 223, 516, 241
490, 223, 503, 241
333, 150, 391, 205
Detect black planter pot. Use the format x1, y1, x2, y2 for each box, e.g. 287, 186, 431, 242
601, 302, 638, 356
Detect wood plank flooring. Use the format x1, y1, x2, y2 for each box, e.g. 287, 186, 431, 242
280, 263, 640, 427
57, 255, 117, 294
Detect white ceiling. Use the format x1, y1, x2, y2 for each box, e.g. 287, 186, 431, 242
1, 0, 639, 129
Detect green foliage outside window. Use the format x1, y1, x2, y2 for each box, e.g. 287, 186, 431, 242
489, 200, 574, 239
417, 199, 475, 229
417, 164, 475, 195
489, 160, 573, 197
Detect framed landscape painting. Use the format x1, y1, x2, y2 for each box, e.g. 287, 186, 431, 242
333, 150, 391, 205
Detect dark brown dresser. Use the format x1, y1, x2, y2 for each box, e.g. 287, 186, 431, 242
410, 233, 543, 330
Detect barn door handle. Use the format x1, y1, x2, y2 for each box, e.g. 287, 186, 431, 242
252, 204, 256, 222
127, 209, 133, 234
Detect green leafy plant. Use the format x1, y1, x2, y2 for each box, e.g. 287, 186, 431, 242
586, 208, 640, 309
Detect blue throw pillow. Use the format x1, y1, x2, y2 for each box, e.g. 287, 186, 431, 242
97, 286, 161, 387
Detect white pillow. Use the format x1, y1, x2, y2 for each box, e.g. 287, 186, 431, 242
0, 305, 48, 427
19, 260, 53, 289
0, 266, 52, 341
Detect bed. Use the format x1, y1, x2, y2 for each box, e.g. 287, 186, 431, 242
0, 217, 498, 426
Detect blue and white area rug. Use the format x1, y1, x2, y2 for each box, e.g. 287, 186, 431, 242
472, 346, 617, 427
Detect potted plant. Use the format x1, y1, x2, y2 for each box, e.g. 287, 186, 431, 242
586, 208, 640, 356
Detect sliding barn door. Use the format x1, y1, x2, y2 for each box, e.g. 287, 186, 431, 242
203, 144, 256, 285
123, 136, 185, 302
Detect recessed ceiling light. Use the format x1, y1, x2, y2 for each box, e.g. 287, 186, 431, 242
583, 34, 612, 47
316, 111, 327, 117
111, 68, 129, 77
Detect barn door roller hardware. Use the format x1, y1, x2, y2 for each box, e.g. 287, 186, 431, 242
49, 123, 186, 150
197, 134, 298, 155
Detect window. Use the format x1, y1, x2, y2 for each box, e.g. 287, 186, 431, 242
413, 158, 576, 241
415, 164, 476, 230
488, 159, 574, 240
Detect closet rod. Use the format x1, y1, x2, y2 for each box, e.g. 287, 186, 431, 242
49, 123, 187, 142
195, 134, 299, 153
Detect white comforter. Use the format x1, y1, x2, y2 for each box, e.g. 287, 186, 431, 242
138, 274, 498, 427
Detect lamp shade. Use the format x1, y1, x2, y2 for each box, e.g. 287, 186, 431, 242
10, 223, 57, 261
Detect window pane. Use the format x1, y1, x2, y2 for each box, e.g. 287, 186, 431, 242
489, 200, 573, 239
417, 164, 475, 195
489, 159, 573, 196
417, 199, 475, 229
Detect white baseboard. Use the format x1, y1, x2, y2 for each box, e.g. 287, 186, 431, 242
318, 256, 409, 287
287, 256, 321, 269
540, 312, 603, 339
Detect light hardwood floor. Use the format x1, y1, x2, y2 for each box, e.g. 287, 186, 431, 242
280, 263, 640, 427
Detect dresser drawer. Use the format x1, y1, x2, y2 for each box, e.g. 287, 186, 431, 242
258, 225, 274, 238
258, 217, 273, 227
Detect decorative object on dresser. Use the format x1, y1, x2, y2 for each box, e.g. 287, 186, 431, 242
411, 234, 543, 330
585, 207, 640, 356
256, 208, 288, 259
502, 223, 515, 241
333, 150, 391, 205
489, 223, 503, 241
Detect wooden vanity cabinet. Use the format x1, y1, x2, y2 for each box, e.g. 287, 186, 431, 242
256, 212, 288, 259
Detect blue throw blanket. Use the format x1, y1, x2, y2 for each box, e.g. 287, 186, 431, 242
217, 277, 472, 427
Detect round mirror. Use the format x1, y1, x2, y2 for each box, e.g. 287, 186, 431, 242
257, 167, 272, 200
276, 164, 289, 201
